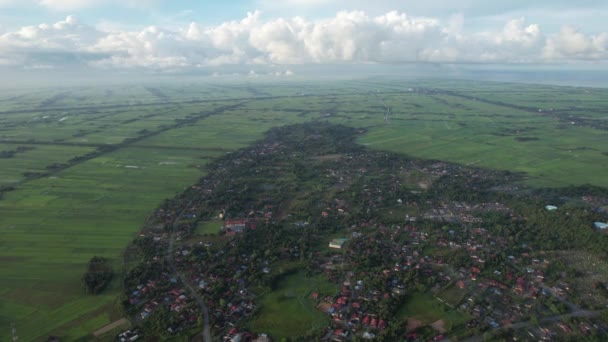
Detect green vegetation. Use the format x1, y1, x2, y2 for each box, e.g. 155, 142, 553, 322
195, 220, 222, 235
247, 271, 336, 339
82, 256, 113, 294
398, 293, 470, 330
0, 79, 607, 340
113, 122, 608, 340
437, 285, 468, 308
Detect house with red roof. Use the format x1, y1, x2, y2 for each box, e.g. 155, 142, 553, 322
370, 318, 378, 328
223, 219, 256, 235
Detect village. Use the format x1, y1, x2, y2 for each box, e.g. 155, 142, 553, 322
118, 123, 608, 341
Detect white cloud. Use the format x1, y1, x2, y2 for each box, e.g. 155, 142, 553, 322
428, 17, 545, 63
0, 11, 606, 70
0, 15, 104, 66
543, 26, 608, 60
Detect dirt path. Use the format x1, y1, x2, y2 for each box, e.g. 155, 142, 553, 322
93, 318, 129, 337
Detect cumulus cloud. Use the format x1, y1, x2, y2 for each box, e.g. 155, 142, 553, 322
0, 11, 606, 70
0, 15, 107, 66
544, 26, 608, 60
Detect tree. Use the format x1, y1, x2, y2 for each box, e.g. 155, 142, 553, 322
82, 256, 113, 294
530, 315, 539, 327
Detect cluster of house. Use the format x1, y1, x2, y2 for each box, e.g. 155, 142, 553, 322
312, 278, 391, 341
311, 210, 607, 340
124, 240, 264, 338
120, 129, 608, 341
129, 272, 200, 333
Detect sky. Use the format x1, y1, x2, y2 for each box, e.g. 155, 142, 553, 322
0, 0, 607, 75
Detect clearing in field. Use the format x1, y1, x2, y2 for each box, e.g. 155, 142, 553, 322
247, 271, 336, 339
397, 293, 470, 332
195, 220, 222, 235
437, 284, 469, 308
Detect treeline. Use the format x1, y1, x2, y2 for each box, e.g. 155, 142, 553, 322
534, 184, 608, 202
426, 170, 608, 255
0, 185, 16, 200
0, 146, 35, 158
82, 256, 113, 294
520, 204, 608, 255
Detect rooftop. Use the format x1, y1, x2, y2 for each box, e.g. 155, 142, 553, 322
594, 222, 608, 229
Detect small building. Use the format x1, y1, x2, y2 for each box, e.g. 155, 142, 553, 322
545, 205, 558, 211
594, 222, 608, 230
329, 238, 348, 249
362, 332, 376, 339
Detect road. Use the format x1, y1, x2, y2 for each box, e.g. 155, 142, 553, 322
461, 310, 601, 342
167, 198, 212, 342
539, 284, 580, 312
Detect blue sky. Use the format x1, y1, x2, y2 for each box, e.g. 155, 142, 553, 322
0, 0, 606, 71
2, 0, 607, 32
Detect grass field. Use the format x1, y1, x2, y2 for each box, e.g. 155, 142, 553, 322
0, 144, 96, 185
437, 284, 469, 308
195, 220, 222, 235
0, 147, 214, 341
0, 79, 607, 340
397, 293, 471, 331
246, 271, 336, 339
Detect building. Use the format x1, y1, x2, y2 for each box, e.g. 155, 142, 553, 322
594, 222, 608, 230
223, 219, 251, 235
329, 238, 348, 249
545, 205, 558, 211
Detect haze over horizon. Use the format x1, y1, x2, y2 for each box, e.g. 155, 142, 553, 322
0, 0, 607, 85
